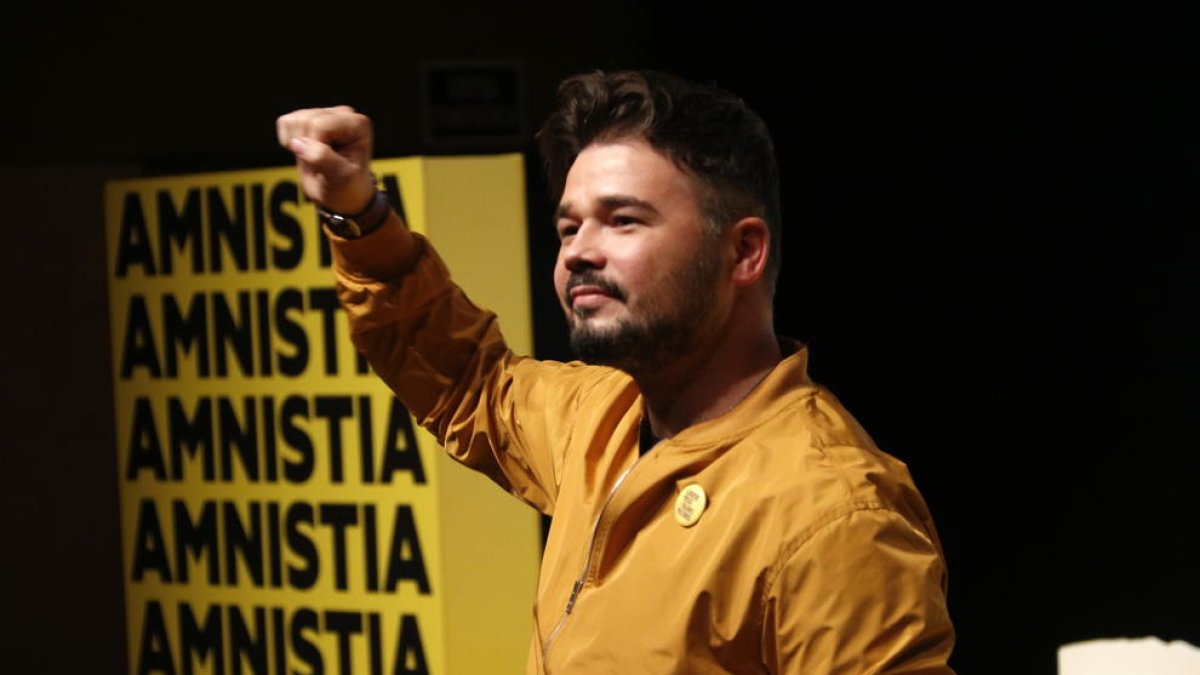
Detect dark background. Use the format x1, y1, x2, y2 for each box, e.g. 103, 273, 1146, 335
2, 4, 1196, 673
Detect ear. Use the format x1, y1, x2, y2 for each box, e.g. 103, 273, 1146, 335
727, 217, 770, 287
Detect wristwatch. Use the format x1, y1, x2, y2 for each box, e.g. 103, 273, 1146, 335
317, 190, 391, 238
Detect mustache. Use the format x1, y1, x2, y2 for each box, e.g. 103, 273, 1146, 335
565, 271, 626, 302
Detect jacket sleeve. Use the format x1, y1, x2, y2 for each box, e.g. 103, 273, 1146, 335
761, 507, 956, 674
329, 221, 576, 514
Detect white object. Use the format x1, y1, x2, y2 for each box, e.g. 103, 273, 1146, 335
1058, 636, 1200, 674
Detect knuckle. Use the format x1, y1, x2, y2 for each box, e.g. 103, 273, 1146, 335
276, 112, 296, 131
309, 114, 337, 138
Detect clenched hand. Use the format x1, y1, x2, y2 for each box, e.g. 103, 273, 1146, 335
276, 106, 376, 215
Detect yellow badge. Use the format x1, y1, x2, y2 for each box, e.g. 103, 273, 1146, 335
674, 484, 708, 527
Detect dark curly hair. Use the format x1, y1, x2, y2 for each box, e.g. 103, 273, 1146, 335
537, 70, 782, 290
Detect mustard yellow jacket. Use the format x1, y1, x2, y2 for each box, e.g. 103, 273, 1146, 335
333, 225, 955, 674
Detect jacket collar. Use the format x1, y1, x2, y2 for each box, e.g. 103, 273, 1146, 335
649, 338, 812, 452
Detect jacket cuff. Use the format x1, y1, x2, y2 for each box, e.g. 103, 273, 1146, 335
327, 213, 421, 281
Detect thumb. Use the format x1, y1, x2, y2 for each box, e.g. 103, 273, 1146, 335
289, 136, 372, 211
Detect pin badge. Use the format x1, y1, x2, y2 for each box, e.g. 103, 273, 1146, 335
674, 484, 707, 527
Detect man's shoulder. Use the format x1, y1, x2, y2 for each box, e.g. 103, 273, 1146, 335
510, 356, 634, 398
505, 356, 641, 425
727, 382, 938, 548
759, 381, 878, 451
730, 374, 891, 473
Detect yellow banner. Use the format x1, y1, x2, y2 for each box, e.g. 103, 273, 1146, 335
106, 156, 540, 675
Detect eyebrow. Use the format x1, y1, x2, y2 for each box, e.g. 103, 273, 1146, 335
555, 195, 661, 220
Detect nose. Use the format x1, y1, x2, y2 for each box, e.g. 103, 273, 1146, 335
561, 221, 606, 273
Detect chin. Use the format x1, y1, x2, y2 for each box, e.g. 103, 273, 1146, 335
568, 322, 659, 376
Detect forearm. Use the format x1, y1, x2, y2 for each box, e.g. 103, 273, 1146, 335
330, 215, 495, 424
329, 219, 559, 512
328, 211, 419, 282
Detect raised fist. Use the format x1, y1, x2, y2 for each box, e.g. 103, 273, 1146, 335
276, 106, 376, 215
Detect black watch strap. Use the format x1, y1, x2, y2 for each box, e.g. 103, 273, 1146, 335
318, 191, 391, 239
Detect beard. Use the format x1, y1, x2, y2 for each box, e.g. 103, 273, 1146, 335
566, 245, 721, 377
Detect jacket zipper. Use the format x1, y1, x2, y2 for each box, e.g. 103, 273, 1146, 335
541, 454, 643, 662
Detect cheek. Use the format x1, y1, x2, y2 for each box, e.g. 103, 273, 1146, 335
552, 260, 569, 302
608, 250, 655, 296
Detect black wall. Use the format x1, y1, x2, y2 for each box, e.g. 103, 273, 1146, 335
2, 5, 1196, 673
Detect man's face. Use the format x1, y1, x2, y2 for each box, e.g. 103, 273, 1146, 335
553, 138, 724, 375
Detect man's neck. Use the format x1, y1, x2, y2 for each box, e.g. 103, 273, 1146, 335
636, 326, 781, 440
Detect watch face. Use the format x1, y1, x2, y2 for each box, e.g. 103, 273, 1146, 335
319, 210, 361, 238
318, 192, 389, 239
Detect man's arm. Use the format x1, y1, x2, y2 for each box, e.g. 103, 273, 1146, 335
761, 508, 956, 674
276, 106, 568, 513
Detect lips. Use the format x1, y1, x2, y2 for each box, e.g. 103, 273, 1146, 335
570, 285, 609, 302
568, 285, 614, 313
565, 272, 625, 308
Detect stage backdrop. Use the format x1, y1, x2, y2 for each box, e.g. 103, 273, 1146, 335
105, 155, 540, 675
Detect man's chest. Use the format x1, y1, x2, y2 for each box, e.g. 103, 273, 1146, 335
533, 435, 791, 672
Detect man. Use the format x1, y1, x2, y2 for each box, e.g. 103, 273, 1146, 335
277, 70, 955, 673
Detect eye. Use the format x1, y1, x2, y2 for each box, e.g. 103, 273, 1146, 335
557, 222, 579, 241
613, 214, 641, 227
